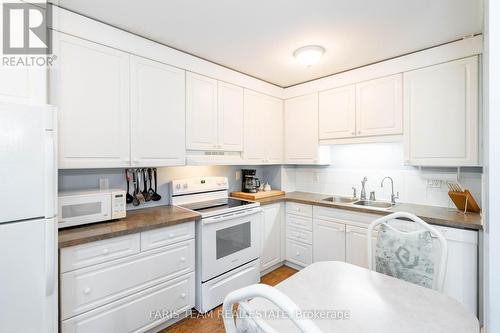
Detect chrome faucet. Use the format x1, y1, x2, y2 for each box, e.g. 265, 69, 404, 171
360, 177, 368, 200
381, 176, 399, 205
352, 187, 357, 200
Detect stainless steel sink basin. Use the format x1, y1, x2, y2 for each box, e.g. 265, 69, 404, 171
352, 200, 394, 209
321, 196, 357, 204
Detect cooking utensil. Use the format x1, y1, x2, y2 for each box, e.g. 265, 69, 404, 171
132, 170, 140, 206
142, 168, 152, 201
125, 169, 133, 204
147, 168, 155, 197
152, 168, 162, 201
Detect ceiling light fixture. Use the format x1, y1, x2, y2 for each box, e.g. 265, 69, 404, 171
293, 45, 325, 66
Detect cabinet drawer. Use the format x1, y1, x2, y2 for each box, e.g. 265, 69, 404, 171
286, 213, 312, 231
141, 221, 195, 251
61, 239, 194, 319
286, 240, 312, 267
60, 234, 140, 273
287, 226, 313, 245
286, 202, 312, 218
62, 272, 195, 333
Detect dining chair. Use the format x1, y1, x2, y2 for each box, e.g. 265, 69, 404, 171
367, 212, 448, 291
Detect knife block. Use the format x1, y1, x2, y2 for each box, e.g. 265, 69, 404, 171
448, 190, 480, 213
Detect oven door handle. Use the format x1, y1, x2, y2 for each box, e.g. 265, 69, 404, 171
203, 207, 261, 224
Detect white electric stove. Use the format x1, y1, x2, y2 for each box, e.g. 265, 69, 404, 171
170, 177, 261, 313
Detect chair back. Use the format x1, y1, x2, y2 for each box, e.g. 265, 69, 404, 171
367, 212, 448, 291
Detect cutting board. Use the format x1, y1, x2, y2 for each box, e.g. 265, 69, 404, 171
231, 190, 285, 201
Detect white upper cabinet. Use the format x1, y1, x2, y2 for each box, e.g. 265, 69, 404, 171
53, 33, 131, 169
217, 81, 244, 151
130, 55, 186, 167
186, 73, 244, 152
285, 93, 329, 164
355, 74, 403, 137
319, 85, 356, 139
186, 72, 218, 150
404, 56, 479, 166
243, 89, 283, 164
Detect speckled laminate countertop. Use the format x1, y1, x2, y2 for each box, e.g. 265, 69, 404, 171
58, 205, 201, 248
232, 191, 482, 230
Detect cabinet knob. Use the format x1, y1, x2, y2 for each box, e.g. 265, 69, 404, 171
169, 233, 175, 238
102, 248, 109, 255
296, 251, 300, 256
83, 287, 91, 295
180, 293, 187, 299
357, 131, 361, 134
180, 257, 186, 263
351, 132, 355, 135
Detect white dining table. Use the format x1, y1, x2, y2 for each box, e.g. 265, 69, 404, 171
238, 261, 479, 333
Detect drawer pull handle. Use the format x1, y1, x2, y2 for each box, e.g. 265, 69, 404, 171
169, 233, 175, 238
296, 251, 300, 256
83, 287, 91, 295
102, 248, 109, 255
180, 293, 186, 299
180, 257, 186, 263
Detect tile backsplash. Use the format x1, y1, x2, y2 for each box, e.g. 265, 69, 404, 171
281, 142, 483, 208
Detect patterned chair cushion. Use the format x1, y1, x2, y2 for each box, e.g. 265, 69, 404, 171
375, 223, 435, 289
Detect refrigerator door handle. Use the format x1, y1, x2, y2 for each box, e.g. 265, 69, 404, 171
45, 219, 56, 296
44, 125, 56, 219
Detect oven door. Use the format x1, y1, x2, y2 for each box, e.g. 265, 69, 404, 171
201, 207, 261, 282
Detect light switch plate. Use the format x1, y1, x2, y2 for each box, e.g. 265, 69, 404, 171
427, 179, 442, 188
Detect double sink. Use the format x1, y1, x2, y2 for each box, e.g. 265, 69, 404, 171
321, 196, 395, 210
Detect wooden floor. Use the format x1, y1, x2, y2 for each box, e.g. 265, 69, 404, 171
161, 265, 297, 333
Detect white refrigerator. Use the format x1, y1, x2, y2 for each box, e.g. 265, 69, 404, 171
0, 102, 58, 333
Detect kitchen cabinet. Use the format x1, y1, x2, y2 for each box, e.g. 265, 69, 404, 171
218, 81, 244, 151
284, 93, 329, 164
130, 55, 186, 167
186, 73, 244, 152
403, 56, 479, 166
53, 32, 131, 169
186, 72, 218, 150
60, 222, 196, 332
319, 85, 356, 139
260, 203, 282, 272
243, 89, 283, 164
313, 219, 346, 262
285, 203, 313, 268
0, 65, 46, 104
355, 74, 403, 137
345, 225, 377, 269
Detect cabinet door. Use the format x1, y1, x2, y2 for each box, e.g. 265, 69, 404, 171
355, 74, 403, 137
186, 72, 218, 150
130, 56, 185, 167
284, 93, 319, 164
260, 204, 282, 272
265, 96, 284, 164
244, 89, 282, 164
319, 85, 356, 139
345, 226, 377, 269
217, 81, 244, 151
313, 219, 346, 262
404, 56, 479, 166
53, 33, 130, 169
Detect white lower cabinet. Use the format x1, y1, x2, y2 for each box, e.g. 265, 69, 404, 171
286, 239, 313, 267
313, 219, 345, 262
260, 203, 283, 272
345, 225, 377, 269
285, 207, 313, 267
60, 221, 196, 333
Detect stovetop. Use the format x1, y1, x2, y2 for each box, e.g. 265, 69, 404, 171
178, 198, 259, 218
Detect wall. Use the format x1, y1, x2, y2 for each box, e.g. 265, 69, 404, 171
58, 165, 282, 210
282, 142, 482, 208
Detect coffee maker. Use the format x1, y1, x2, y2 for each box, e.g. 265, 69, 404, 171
242, 169, 260, 193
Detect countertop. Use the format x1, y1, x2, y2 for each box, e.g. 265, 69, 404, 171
58, 205, 201, 248
233, 191, 482, 230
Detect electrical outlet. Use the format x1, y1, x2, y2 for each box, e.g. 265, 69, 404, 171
235, 171, 241, 181
427, 179, 442, 188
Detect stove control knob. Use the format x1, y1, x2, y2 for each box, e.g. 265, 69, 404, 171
175, 184, 181, 190
183, 183, 188, 189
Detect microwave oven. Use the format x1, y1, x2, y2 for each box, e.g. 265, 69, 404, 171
58, 189, 127, 228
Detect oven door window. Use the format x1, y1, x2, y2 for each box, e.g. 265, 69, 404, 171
216, 222, 251, 259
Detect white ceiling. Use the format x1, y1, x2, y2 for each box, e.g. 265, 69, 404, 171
54, 0, 483, 87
